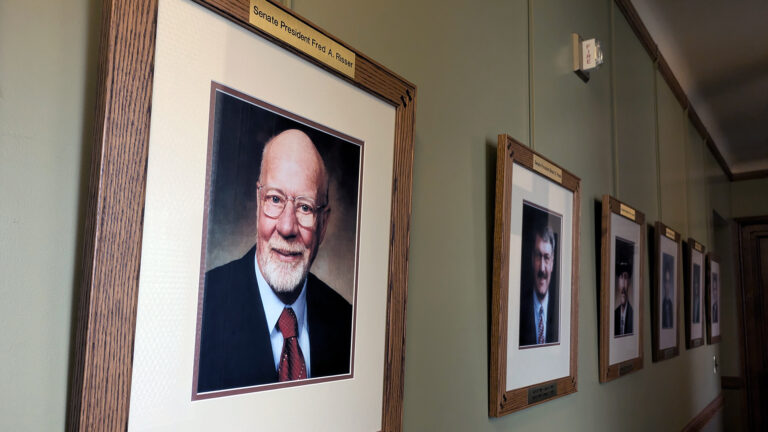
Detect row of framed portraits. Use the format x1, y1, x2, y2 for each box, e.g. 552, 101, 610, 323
68, 0, 722, 428
489, 135, 723, 417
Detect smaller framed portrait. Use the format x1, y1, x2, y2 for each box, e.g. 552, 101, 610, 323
598, 196, 645, 383
489, 135, 581, 416
684, 238, 706, 349
706, 254, 722, 344
651, 221, 682, 362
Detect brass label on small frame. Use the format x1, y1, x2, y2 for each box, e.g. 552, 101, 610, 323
533, 155, 563, 183
663, 348, 675, 359
693, 339, 702, 348
249, 0, 356, 78
619, 363, 634, 376
619, 203, 636, 221
693, 241, 703, 253
665, 227, 676, 240
527, 383, 557, 404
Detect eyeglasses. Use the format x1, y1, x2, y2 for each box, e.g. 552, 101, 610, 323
257, 184, 327, 228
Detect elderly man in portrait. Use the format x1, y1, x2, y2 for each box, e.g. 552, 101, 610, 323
519, 222, 559, 346
197, 129, 352, 393
614, 246, 634, 336
661, 264, 674, 329
692, 268, 701, 324
712, 274, 719, 323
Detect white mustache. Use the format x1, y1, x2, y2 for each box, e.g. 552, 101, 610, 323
268, 238, 307, 255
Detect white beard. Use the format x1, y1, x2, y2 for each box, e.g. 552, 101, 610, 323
257, 236, 311, 293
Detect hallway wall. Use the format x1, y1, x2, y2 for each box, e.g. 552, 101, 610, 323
296, 0, 729, 430
0, 0, 101, 430
0, 0, 745, 430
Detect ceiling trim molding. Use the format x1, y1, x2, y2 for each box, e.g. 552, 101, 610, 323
614, 0, 768, 182
732, 169, 768, 182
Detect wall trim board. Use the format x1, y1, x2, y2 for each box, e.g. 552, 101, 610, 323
732, 169, 768, 182
613, 0, 767, 182
681, 392, 724, 432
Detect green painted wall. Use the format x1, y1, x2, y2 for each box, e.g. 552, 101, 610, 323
731, 178, 768, 218
0, 0, 101, 430
296, 0, 730, 430
614, 6, 657, 215
1, 0, 751, 430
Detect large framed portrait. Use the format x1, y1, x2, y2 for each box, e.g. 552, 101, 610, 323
598, 196, 645, 383
651, 222, 682, 362
67, 0, 416, 431
684, 238, 706, 349
489, 134, 581, 416
192, 83, 364, 397
706, 253, 722, 344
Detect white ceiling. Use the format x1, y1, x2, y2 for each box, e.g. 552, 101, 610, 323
631, 0, 768, 175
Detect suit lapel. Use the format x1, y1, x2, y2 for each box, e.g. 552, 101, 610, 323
242, 247, 278, 384
547, 287, 557, 342
306, 275, 330, 377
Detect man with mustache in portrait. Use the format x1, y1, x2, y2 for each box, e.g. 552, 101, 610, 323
614, 240, 634, 336
197, 129, 352, 392
519, 221, 559, 346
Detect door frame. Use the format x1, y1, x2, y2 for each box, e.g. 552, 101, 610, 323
734, 215, 768, 431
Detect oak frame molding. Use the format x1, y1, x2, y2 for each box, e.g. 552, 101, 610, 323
598, 195, 645, 383
650, 221, 682, 362
489, 135, 581, 416
67, 1, 416, 430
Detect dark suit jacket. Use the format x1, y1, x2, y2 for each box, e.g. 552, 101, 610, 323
614, 302, 634, 336
519, 283, 558, 346
197, 246, 352, 393
662, 298, 674, 329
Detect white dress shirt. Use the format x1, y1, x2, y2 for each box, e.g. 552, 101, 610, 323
254, 256, 312, 377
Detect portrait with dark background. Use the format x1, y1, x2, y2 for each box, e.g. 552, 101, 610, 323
661, 252, 675, 329
518, 201, 562, 346
712, 273, 719, 324
613, 237, 635, 337
613, 237, 635, 311
201, 85, 362, 302
692, 263, 701, 324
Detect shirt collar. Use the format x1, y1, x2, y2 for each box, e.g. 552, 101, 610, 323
254, 254, 308, 336
533, 289, 549, 316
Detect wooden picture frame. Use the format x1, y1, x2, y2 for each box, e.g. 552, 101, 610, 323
598, 196, 645, 383
67, 0, 416, 430
651, 221, 682, 362
684, 238, 706, 349
706, 253, 722, 344
489, 134, 581, 416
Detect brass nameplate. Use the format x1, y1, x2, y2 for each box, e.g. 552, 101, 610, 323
528, 383, 557, 404
619, 203, 636, 221
663, 348, 675, 359
619, 363, 634, 376
693, 241, 703, 253
693, 339, 702, 348
665, 227, 676, 240
533, 155, 563, 184
249, 0, 355, 78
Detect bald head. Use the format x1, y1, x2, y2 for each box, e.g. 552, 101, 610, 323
260, 129, 328, 204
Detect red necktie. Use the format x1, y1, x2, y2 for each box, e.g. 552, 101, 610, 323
277, 307, 307, 382
537, 305, 545, 344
